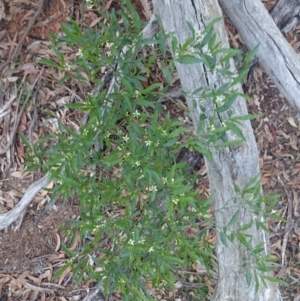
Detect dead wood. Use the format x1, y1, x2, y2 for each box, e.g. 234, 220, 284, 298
219, 0, 300, 114
270, 0, 300, 33
153, 0, 282, 300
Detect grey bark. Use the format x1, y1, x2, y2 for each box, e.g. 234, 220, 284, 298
270, 0, 300, 33
218, 0, 300, 114
153, 0, 281, 300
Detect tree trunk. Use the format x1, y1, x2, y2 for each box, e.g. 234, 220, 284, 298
153, 1, 282, 300
218, 0, 300, 114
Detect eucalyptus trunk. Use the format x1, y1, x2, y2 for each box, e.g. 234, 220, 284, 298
153, 0, 282, 300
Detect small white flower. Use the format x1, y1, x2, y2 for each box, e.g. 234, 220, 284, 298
145, 140, 152, 146
186, 45, 194, 53
128, 239, 134, 245
123, 135, 129, 142
208, 124, 215, 132
246, 193, 254, 201
134, 90, 141, 98
191, 207, 197, 212
162, 177, 167, 184
215, 63, 222, 71
132, 110, 140, 117
215, 95, 224, 106
76, 48, 83, 57
138, 239, 145, 244
135, 161, 140, 166
64, 63, 71, 71
271, 209, 277, 214
172, 198, 179, 205
106, 42, 113, 49
195, 30, 203, 42
183, 216, 189, 220
85, 0, 93, 9
148, 246, 154, 253
149, 185, 157, 192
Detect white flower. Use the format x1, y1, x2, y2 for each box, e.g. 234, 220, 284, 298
138, 239, 145, 244
132, 110, 140, 117
145, 140, 152, 146
215, 95, 224, 106
135, 161, 140, 166
172, 198, 179, 205
195, 30, 203, 43
149, 185, 157, 192
191, 207, 197, 212
123, 135, 129, 142
215, 63, 222, 71
76, 48, 83, 57
128, 239, 134, 245
85, 0, 93, 9
134, 90, 141, 98
148, 246, 154, 253
64, 63, 71, 71
162, 177, 167, 184
208, 124, 215, 132
106, 42, 113, 49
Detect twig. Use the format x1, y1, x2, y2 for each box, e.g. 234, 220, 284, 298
24, 282, 54, 294
0, 174, 51, 230
277, 176, 294, 265
0, 0, 45, 74
0, 68, 44, 155
28, 73, 43, 146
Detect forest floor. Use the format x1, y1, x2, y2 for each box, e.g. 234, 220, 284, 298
1, 0, 300, 300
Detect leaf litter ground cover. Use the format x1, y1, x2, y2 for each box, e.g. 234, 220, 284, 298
0, 0, 300, 300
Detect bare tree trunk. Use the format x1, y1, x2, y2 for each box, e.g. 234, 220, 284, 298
218, 0, 300, 114
153, 0, 282, 300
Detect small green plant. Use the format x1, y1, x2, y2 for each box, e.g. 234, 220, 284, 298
21, 0, 282, 299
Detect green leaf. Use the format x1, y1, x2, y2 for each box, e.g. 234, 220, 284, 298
162, 65, 173, 85
226, 121, 245, 141
176, 55, 203, 65
38, 58, 61, 69
215, 94, 238, 113
246, 268, 252, 286
163, 138, 179, 147
227, 210, 240, 227
121, 77, 134, 95
220, 231, 228, 246
168, 127, 187, 139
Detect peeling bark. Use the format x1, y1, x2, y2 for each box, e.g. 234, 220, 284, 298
153, 0, 282, 300
218, 0, 300, 113
270, 0, 300, 33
